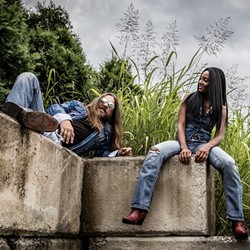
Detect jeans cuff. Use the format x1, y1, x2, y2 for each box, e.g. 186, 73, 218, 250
227, 215, 244, 221
131, 203, 149, 211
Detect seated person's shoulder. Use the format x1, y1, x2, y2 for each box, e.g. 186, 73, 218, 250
181, 93, 192, 103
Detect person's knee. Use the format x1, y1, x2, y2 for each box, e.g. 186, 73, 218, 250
16, 72, 39, 87
223, 158, 238, 173
19, 72, 37, 80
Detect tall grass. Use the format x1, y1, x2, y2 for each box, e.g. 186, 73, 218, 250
119, 79, 181, 155
216, 109, 250, 235
117, 50, 200, 155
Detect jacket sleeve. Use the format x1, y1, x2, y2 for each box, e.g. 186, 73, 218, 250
46, 100, 86, 123
46, 100, 85, 116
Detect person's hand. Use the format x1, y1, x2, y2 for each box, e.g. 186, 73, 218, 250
179, 148, 192, 165
118, 147, 132, 156
194, 145, 210, 163
59, 120, 75, 144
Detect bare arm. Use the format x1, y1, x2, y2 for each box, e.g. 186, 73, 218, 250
177, 98, 192, 165
177, 101, 188, 150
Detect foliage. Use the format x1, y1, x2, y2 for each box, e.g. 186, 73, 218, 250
194, 17, 234, 56
226, 64, 249, 109
98, 48, 142, 97
159, 21, 180, 80
119, 49, 200, 155
0, 0, 33, 106
0, 0, 99, 108
134, 20, 157, 77
116, 2, 139, 58
26, 1, 97, 105
216, 109, 250, 235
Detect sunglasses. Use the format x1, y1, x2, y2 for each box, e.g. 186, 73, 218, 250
100, 97, 115, 110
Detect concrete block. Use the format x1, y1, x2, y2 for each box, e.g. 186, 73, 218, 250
0, 113, 84, 236
88, 236, 250, 250
81, 155, 215, 236
10, 237, 83, 250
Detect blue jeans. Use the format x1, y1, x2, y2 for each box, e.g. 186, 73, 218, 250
131, 140, 244, 221
5, 72, 63, 142
5, 72, 44, 112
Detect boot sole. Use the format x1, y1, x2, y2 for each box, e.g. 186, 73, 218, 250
122, 217, 145, 225
22, 112, 58, 132
3, 102, 58, 133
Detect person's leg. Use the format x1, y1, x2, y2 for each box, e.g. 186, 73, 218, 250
3, 72, 58, 133
131, 140, 181, 210
208, 146, 248, 239
5, 72, 45, 111
208, 146, 243, 220
122, 140, 181, 225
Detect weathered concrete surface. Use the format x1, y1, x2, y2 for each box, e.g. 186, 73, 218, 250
0, 238, 9, 250
0, 237, 83, 250
8, 237, 83, 250
0, 113, 84, 236
88, 236, 250, 250
81, 156, 215, 236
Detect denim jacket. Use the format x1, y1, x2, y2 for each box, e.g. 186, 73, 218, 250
46, 100, 116, 157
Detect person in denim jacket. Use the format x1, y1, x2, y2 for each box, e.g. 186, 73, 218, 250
122, 67, 248, 239
3, 72, 132, 157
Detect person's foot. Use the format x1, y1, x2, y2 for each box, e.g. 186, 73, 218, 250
2, 102, 58, 133
232, 221, 248, 240
122, 209, 147, 225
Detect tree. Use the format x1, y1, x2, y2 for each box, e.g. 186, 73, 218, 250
0, 0, 33, 105
26, 1, 97, 106
98, 54, 142, 95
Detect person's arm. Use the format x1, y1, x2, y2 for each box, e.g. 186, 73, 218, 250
177, 101, 188, 150
46, 100, 84, 116
177, 97, 192, 165
195, 105, 227, 163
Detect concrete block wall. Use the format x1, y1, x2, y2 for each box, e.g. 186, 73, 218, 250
0, 112, 249, 249
0, 113, 84, 236
81, 156, 215, 236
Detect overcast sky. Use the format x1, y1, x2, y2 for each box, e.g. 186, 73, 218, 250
24, 0, 250, 102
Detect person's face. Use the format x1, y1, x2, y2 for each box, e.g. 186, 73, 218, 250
198, 70, 209, 94
98, 95, 115, 121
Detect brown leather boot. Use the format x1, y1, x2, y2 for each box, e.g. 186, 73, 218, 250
3, 102, 58, 133
122, 209, 147, 225
232, 221, 248, 239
